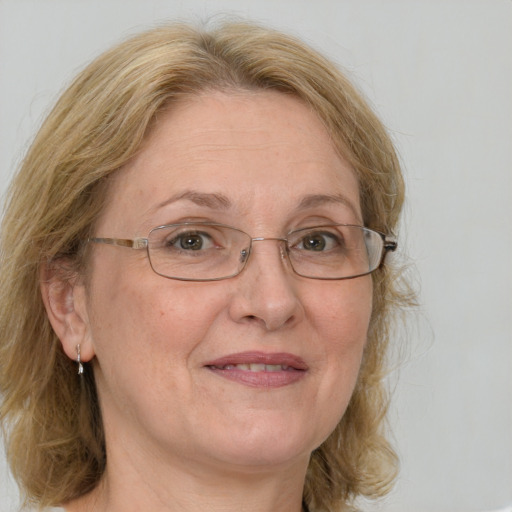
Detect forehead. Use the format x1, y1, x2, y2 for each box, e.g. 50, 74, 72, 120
98, 90, 361, 233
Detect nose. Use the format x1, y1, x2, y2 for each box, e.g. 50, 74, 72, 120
228, 239, 304, 331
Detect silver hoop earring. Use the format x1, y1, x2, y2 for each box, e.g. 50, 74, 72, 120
76, 344, 84, 375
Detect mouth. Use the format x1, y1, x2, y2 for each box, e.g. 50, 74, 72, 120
209, 363, 297, 372
204, 352, 308, 388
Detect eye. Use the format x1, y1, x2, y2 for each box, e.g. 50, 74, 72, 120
296, 231, 341, 252
168, 231, 215, 251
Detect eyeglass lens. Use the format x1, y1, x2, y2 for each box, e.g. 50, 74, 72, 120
145, 223, 385, 281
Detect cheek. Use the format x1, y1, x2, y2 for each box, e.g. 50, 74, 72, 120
309, 279, 373, 391
87, 275, 227, 418
88, 269, 225, 369
296, 279, 372, 448
312, 277, 373, 345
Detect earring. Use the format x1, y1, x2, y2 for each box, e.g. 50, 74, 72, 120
76, 344, 84, 375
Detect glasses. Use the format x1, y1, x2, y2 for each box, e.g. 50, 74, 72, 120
89, 222, 397, 281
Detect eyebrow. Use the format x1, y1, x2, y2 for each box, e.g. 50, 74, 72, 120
151, 190, 361, 222
296, 193, 362, 222
152, 191, 232, 212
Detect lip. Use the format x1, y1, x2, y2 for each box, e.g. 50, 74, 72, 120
204, 351, 308, 388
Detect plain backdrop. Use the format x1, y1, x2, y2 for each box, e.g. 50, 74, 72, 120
0, 1, 511, 511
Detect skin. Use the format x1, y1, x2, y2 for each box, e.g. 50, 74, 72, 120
43, 90, 373, 512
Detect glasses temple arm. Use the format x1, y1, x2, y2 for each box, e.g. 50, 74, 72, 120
88, 237, 148, 250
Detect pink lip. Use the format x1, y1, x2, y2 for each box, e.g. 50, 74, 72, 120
204, 351, 308, 388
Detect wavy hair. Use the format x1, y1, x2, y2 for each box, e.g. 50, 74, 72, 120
0, 21, 412, 511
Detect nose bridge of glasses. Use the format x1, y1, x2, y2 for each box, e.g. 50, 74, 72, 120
251, 236, 288, 243
240, 237, 289, 265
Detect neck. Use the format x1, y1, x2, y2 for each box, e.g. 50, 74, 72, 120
64, 446, 309, 512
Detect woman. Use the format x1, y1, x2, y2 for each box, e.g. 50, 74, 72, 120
0, 21, 410, 512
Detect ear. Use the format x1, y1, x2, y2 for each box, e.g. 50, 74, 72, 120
40, 262, 95, 363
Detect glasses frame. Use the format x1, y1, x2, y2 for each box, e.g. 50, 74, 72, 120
88, 222, 397, 282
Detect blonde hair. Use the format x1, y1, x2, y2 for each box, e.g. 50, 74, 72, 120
0, 21, 410, 511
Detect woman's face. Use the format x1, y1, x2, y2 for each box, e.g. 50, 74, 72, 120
78, 90, 372, 474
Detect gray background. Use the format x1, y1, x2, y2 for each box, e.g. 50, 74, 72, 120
1, 1, 511, 511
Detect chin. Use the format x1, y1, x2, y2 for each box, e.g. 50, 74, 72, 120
213, 445, 310, 473
205, 421, 325, 471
